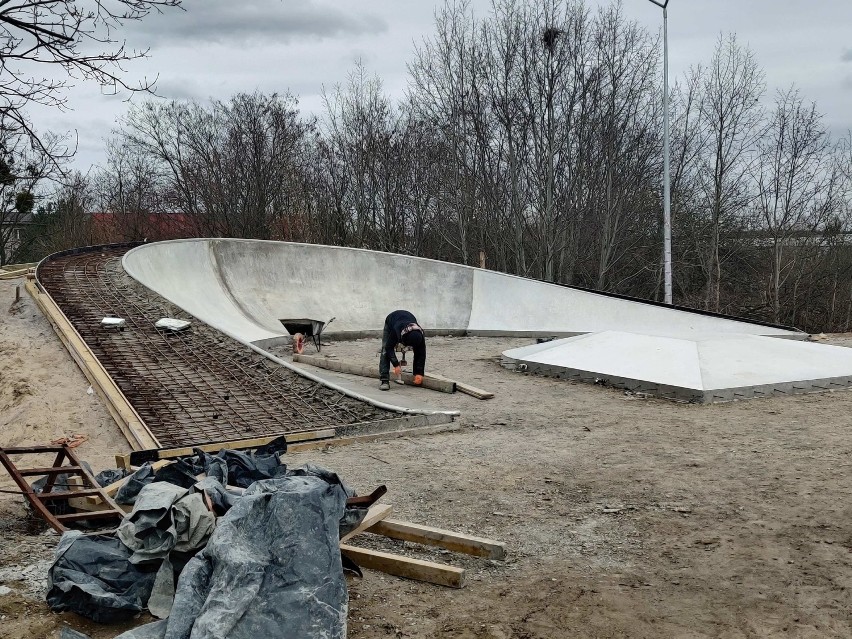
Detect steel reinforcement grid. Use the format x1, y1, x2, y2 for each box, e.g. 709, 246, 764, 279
37, 245, 397, 448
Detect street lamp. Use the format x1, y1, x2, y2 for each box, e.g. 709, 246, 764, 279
647, 0, 672, 305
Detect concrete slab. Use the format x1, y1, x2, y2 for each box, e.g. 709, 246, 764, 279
502, 332, 852, 403
286, 363, 440, 412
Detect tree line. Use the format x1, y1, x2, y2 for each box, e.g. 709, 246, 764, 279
10, 0, 852, 333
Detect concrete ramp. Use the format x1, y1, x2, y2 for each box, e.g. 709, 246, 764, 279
123, 239, 802, 345
122, 239, 851, 404
502, 332, 852, 402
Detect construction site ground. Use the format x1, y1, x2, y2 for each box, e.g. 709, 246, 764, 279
2, 276, 852, 638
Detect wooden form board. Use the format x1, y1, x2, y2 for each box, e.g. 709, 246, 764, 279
82, 459, 172, 506
25, 280, 159, 451
0, 267, 31, 280
127, 429, 336, 466
287, 421, 460, 453
368, 519, 506, 559
427, 373, 494, 400
292, 354, 456, 394
340, 544, 465, 589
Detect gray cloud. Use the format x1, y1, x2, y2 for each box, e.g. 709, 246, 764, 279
130, 0, 387, 47
152, 77, 214, 102
842, 49, 852, 62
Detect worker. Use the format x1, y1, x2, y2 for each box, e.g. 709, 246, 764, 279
379, 310, 426, 391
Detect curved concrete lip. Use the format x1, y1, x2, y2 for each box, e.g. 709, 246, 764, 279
122, 238, 811, 407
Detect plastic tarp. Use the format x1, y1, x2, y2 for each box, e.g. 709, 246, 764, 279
114, 467, 351, 639
47, 532, 159, 623
113, 442, 289, 506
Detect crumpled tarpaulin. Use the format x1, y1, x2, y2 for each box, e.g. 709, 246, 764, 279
113, 468, 351, 639
117, 482, 215, 565
113, 442, 289, 506
46, 532, 159, 623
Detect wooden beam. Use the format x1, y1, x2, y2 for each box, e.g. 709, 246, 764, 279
293, 354, 455, 394
83, 460, 172, 505
128, 429, 335, 466
339, 544, 465, 588
367, 519, 506, 559
0, 266, 34, 280
287, 420, 460, 453
25, 280, 159, 451
340, 503, 393, 542
427, 373, 494, 400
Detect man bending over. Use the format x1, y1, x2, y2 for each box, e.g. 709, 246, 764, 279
379, 310, 426, 391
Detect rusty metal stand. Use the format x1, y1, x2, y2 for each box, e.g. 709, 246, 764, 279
0, 444, 125, 532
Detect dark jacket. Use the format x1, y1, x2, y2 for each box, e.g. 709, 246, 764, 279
384, 310, 426, 376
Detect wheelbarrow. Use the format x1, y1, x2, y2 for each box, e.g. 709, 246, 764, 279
279, 317, 335, 352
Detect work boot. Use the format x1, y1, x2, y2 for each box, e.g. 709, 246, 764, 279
379, 380, 390, 391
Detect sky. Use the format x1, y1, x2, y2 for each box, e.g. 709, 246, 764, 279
26, 0, 852, 173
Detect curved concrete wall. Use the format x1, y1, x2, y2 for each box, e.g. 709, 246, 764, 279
123, 239, 803, 346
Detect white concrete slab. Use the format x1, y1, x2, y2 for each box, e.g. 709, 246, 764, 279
502, 331, 852, 402
504, 332, 704, 390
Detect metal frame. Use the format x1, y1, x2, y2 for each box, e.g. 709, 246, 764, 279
0, 444, 124, 532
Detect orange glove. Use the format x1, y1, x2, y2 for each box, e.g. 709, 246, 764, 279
393, 366, 401, 376
413, 374, 423, 386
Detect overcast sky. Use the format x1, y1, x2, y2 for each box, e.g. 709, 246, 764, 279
28, 0, 852, 172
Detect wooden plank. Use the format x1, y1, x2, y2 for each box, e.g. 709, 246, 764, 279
67, 476, 132, 513
339, 544, 465, 588
287, 421, 460, 453
293, 354, 455, 394
115, 454, 131, 470
0, 267, 31, 280
18, 465, 82, 476
367, 519, 506, 559
340, 503, 393, 542
0, 261, 37, 272
25, 280, 159, 451
128, 429, 335, 465
427, 373, 494, 400
83, 460, 172, 505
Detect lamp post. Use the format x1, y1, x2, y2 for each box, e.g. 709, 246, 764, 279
647, 0, 672, 304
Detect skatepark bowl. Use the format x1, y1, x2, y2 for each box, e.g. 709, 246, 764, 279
111, 238, 852, 405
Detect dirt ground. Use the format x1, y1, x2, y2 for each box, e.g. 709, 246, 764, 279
2, 275, 852, 638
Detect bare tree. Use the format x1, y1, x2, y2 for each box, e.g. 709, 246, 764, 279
93, 137, 167, 242
0, 0, 181, 157
122, 92, 312, 239
697, 33, 765, 312
14, 171, 93, 262
0, 128, 63, 265
754, 88, 838, 323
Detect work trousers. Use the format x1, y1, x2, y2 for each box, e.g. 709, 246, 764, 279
379, 324, 392, 381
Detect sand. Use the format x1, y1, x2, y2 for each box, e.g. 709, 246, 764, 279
2, 274, 852, 638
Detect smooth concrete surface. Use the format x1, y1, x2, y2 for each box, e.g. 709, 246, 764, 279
122, 239, 832, 405
286, 362, 440, 412
123, 239, 802, 343
503, 331, 852, 402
